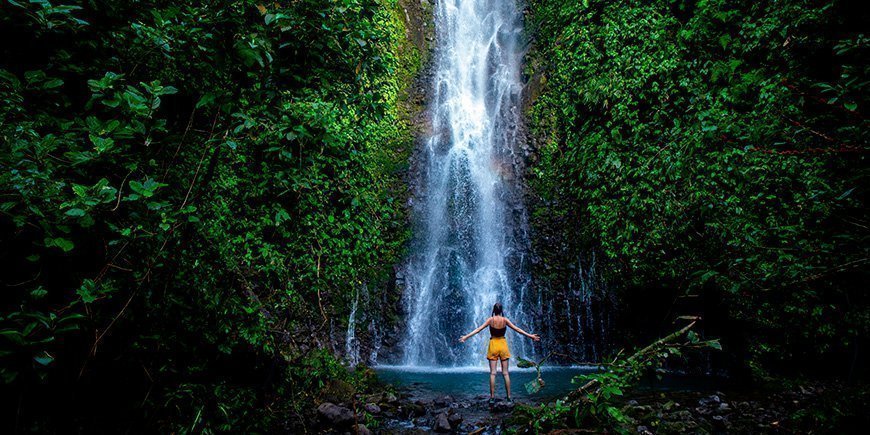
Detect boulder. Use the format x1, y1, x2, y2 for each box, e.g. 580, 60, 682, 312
493, 400, 515, 412
698, 394, 721, 407
448, 412, 463, 427
317, 402, 354, 428
383, 392, 398, 404
433, 412, 452, 432
364, 403, 381, 414
434, 395, 453, 407
404, 402, 426, 417
353, 424, 372, 435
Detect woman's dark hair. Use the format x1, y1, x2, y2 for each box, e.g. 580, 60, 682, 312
492, 302, 503, 316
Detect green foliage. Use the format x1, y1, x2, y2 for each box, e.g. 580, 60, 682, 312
513, 324, 721, 433
517, 354, 551, 395
1, 0, 418, 430
528, 0, 868, 375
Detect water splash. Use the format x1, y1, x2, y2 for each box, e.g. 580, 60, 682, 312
402, 0, 531, 367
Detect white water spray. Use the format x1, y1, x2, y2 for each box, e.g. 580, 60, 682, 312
402, 0, 531, 367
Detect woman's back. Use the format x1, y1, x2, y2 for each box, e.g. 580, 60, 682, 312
489, 316, 507, 337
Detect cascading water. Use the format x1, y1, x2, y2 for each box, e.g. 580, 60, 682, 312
345, 285, 361, 366
402, 0, 532, 367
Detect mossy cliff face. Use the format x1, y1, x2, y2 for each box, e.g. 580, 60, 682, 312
337, 0, 436, 366
523, 0, 868, 375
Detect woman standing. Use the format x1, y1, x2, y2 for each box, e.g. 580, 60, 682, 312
459, 303, 540, 404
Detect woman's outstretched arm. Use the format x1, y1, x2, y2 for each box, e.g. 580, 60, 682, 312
506, 318, 541, 341
459, 317, 491, 342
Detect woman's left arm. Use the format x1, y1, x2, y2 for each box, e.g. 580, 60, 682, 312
506, 319, 541, 341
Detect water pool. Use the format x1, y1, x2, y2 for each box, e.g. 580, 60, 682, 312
375, 366, 599, 402
375, 365, 729, 403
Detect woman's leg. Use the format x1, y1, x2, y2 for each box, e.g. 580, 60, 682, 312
501, 358, 511, 399
489, 359, 498, 398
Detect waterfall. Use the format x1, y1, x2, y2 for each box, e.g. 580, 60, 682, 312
402, 0, 530, 367
346, 285, 361, 366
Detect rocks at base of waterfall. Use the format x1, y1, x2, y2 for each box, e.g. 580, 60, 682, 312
698, 394, 722, 408
402, 402, 426, 418
364, 403, 381, 414
695, 394, 725, 416
432, 412, 452, 432
317, 402, 354, 428
382, 392, 398, 404
711, 414, 731, 430
448, 412, 463, 428
492, 400, 516, 412
433, 394, 453, 407
353, 423, 373, 435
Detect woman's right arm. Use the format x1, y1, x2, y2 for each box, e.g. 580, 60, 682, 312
459, 317, 491, 342
506, 318, 541, 341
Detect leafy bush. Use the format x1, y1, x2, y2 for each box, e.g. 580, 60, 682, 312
1, 0, 419, 430
527, 0, 868, 376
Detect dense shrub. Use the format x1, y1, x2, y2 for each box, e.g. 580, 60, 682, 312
0, 0, 418, 431
527, 0, 868, 376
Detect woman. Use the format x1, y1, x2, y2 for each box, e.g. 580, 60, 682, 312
459, 302, 540, 403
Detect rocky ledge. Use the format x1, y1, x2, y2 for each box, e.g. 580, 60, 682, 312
315, 389, 522, 434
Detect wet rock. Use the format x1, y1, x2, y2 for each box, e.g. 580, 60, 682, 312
698, 394, 721, 407
433, 412, 451, 432
448, 412, 463, 427
364, 403, 381, 414
434, 395, 453, 407
404, 402, 426, 417
637, 426, 653, 435
353, 423, 372, 435
383, 392, 398, 404
414, 416, 428, 426
317, 402, 354, 427
493, 400, 515, 412
712, 414, 731, 430
627, 399, 639, 406
717, 402, 732, 413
